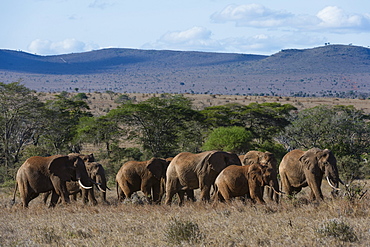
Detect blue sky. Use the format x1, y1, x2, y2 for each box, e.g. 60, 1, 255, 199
2, 0, 370, 55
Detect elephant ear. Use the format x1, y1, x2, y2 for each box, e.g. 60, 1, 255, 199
207, 151, 229, 173
299, 150, 317, 171
247, 164, 263, 185
48, 155, 73, 181
318, 149, 336, 170
86, 153, 95, 162
147, 158, 164, 180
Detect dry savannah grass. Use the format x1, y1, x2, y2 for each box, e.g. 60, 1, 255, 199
1, 181, 369, 246
1, 92, 369, 246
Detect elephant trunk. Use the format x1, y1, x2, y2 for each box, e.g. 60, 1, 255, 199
265, 185, 285, 195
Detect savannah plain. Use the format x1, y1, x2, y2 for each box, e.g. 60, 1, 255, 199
1, 92, 370, 246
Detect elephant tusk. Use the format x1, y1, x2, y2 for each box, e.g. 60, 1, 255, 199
265, 185, 285, 195
97, 184, 106, 193
78, 179, 93, 190
326, 176, 341, 191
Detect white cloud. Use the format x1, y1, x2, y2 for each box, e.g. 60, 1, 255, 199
144, 25, 327, 55
317, 6, 370, 30
211, 4, 370, 32
28, 38, 99, 55
211, 4, 294, 28
143, 27, 223, 52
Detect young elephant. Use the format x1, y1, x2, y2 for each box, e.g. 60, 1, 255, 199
213, 163, 273, 204
165, 151, 242, 205
116, 158, 169, 204
242, 151, 279, 203
279, 148, 342, 201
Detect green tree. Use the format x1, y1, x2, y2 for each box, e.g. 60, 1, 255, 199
107, 94, 203, 158
76, 115, 121, 156
202, 126, 253, 154
241, 102, 297, 144
279, 105, 370, 179
0, 82, 45, 181
201, 102, 296, 151
40, 94, 92, 153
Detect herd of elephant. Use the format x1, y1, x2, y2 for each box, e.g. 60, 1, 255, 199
12, 148, 343, 208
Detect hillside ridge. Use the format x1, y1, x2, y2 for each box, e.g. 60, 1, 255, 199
0, 45, 369, 97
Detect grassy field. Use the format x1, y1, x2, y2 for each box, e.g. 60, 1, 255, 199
1, 181, 369, 246
1, 92, 368, 246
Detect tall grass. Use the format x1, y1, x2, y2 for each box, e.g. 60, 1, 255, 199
1, 184, 369, 246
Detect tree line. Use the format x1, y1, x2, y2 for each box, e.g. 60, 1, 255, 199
0, 81, 369, 184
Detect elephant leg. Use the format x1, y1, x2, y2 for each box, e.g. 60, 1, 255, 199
82, 189, 89, 204
88, 189, 98, 205
118, 190, 126, 202
117, 184, 126, 202
261, 186, 265, 200
49, 190, 60, 207
152, 183, 161, 204
43, 191, 51, 204
164, 179, 180, 205
141, 187, 153, 204
101, 192, 108, 203
199, 184, 212, 202
177, 190, 186, 206
186, 189, 196, 202
308, 178, 323, 201
51, 178, 70, 204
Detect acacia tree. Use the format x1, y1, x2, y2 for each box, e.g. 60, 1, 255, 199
75, 115, 121, 156
0, 82, 45, 181
278, 105, 370, 179
107, 94, 204, 158
200, 102, 296, 154
40, 94, 92, 153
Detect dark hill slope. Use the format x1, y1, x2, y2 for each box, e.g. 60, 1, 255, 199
0, 45, 369, 97
0, 49, 265, 74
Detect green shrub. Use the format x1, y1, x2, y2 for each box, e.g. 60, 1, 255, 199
164, 217, 203, 245
316, 218, 358, 242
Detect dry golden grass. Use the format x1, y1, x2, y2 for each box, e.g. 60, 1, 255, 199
1, 182, 369, 247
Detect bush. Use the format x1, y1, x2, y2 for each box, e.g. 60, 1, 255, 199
202, 126, 253, 153
316, 218, 358, 242
164, 217, 203, 245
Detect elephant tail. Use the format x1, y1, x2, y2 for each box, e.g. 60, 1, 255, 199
11, 181, 18, 205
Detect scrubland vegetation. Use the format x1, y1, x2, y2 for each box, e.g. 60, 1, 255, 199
1, 81, 370, 246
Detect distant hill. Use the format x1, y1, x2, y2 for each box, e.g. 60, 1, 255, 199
0, 44, 369, 98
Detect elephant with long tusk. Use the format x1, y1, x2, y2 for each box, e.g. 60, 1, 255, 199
279, 148, 342, 201
13, 154, 93, 208
42, 153, 110, 205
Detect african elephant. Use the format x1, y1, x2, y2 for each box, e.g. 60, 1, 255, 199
13, 154, 94, 208
82, 161, 110, 204
279, 148, 342, 201
116, 158, 169, 204
242, 151, 279, 203
42, 153, 109, 205
213, 163, 275, 204
165, 150, 242, 205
